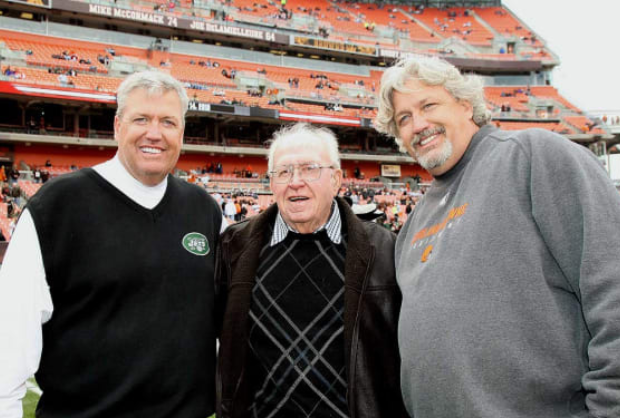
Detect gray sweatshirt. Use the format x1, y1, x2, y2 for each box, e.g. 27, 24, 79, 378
396, 125, 620, 418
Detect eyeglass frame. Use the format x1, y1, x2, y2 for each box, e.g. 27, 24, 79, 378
268, 162, 336, 184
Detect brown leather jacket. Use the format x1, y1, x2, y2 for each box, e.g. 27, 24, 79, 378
215, 198, 409, 418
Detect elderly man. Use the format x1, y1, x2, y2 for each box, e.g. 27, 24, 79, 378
374, 55, 620, 418
215, 123, 408, 418
0, 71, 222, 418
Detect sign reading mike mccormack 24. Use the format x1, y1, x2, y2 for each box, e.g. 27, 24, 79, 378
52, 0, 289, 44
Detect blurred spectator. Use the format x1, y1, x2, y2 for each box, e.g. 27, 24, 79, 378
33, 167, 42, 183
224, 197, 236, 220
8, 166, 19, 185
58, 73, 69, 86
10, 186, 21, 207
28, 117, 37, 134
6, 198, 14, 218
1, 184, 10, 201
3, 67, 15, 77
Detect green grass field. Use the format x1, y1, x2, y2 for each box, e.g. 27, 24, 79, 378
22, 390, 39, 418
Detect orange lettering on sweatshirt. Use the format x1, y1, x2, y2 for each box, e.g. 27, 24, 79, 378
411, 203, 468, 245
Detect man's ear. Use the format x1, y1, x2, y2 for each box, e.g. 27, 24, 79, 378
460, 100, 474, 120
113, 115, 120, 141
332, 169, 342, 193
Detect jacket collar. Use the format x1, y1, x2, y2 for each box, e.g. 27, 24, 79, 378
222, 197, 373, 290
339, 197, 373, 290
220, 196, 376, 379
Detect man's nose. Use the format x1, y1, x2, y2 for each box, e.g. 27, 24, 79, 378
288, 168, 305, 187
412, 114, 430, 134
145, 120, 163, 139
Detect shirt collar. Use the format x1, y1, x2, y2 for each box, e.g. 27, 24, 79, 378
92, 154, 168, 209
270, 200, 342, 246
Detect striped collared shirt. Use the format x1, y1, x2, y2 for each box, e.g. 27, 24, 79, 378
270, 200, 342, 246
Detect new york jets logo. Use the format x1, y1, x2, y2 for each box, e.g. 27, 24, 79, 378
182, 232, 210, 256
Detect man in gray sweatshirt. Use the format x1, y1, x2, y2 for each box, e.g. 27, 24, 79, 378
374, 55, 620, 418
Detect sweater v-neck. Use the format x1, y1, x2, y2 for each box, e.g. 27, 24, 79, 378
83, 168, 172, 216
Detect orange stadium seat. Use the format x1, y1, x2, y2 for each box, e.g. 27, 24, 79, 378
495, 121, 576, 134
0, 25, 604, 146
475, 7, 544, 48
289, 0, 371, 36
341, 3, 436, 43
529, 86, 581, 112
484, 86, 531, 113
18, 180, 43, 199
563, 116, 606, 135
412, 7, 494, 46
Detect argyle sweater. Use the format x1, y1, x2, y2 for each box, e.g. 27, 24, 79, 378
247, 227, 349, 418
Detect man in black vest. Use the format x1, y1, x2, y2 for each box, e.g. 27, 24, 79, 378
215, 123, 408, 418
0, 71, 222, 418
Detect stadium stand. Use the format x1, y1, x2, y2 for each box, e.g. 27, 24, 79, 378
0, 26, 596, 126
475, 6, 544, 46
17, 180, 43, 199
341, 3, 436, 43
0, 0, 615, 246
411, 7, 495, 46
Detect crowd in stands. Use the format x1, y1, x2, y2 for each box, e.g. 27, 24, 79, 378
217, 192, 262, 222
324, 102, 343, 112
0, 166, 28, 240
188, 59, 221, 68
0, 158, 424, 241
24, 0, 553, 62
601, 115, 620, 126
0, 25, 596, 131
154, 1, 177, 13
205, 180, 422, 233
0, 160, 82, 239
341, 183, 422, 233
2, 66, 25, 80
186, 162, 258, 180
185, 163, 421, 233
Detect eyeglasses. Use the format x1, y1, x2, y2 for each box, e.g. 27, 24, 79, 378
269, 163, 335, 184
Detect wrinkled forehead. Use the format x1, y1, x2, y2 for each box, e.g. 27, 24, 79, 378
394, 77, 444, 96
272, 141, 331, 167
392, 79, 455, 111
121, 88, 183, 117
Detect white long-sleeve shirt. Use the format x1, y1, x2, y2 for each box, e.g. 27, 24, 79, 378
0, 155, 225, 418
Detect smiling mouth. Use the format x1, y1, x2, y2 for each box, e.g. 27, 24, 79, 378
412, 127, 446, 147
289, 196, 309, 202
419, 134, 439, 146
141, 147, 162, 155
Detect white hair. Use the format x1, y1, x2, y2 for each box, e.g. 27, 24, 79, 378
374, 55, 491, 152
267, 123, 341, 172
116, 70, 189, 126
